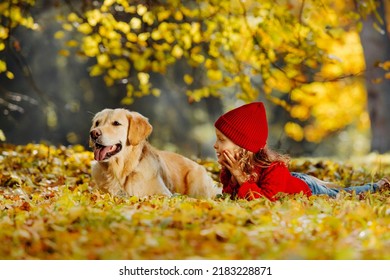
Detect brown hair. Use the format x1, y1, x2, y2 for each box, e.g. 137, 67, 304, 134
237, 146, 290, 182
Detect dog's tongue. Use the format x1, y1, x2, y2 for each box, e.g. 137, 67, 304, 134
94, 145, 116, 161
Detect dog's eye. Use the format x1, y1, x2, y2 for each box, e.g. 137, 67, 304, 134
112, 121, 121, 126
95, 121, 100, 127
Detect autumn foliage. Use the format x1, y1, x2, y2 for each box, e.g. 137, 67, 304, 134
1, 0, 386, 144
1, 144, 389, 260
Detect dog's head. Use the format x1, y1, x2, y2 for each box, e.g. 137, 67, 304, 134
89, 109, 152, 162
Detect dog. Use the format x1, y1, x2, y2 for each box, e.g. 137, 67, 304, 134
89, 108, 221, 198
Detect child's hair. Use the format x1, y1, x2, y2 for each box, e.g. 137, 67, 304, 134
237, 146, 290, 182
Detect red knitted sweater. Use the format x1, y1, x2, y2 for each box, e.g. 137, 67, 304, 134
220, 162, 312, 201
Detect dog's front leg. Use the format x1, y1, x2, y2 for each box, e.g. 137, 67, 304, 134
125, 175, 173, 197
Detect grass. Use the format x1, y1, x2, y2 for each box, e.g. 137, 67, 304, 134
0, 143, 389, 260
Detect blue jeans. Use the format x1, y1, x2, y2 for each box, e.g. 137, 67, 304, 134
291, 172, 378, 198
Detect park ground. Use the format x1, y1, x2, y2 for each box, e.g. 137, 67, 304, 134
0, 144, 389, 259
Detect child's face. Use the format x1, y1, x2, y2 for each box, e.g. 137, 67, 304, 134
214, 129, 241, 164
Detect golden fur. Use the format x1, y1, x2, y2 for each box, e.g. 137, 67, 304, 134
89, 108, 221, 198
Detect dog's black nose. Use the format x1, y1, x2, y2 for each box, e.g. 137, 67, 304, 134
90, 129, 101, 140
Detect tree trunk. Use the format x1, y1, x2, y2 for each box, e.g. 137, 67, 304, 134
360, 0, 390, 153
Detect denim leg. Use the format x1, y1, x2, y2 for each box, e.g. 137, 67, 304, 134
291, 172, 338, 197
290, 172, 377, 198
343, 183, 378, 194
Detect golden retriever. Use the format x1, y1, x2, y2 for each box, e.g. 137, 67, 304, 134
89, 108, 221, 198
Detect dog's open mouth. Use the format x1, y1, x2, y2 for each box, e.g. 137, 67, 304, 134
93, 143, 122, 161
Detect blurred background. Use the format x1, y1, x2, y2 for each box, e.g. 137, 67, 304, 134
1, 0, 390, 159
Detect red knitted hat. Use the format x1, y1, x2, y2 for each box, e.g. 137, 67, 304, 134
214, 102, 268, 153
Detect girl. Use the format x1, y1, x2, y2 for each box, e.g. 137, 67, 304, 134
214, 102, 390, 201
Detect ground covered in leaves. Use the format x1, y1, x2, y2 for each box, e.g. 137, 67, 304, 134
0, 144, 389, 260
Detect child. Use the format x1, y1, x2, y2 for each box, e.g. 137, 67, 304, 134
213, 102, 390, 201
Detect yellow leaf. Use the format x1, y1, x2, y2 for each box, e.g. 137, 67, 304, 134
267, 49, 276, 62
98, 25, 108, 37
0, 129, 6, 141
137, 4, 147, 16
171, 45, 183, 58
190, 53, 205, 65
121, 96, 134, 105
207, 69, 222, 81
108, 68, 126, 79
58, 49, 70, 57
124, 5, 136, 14
379, 61, 390, 71
54, 31, 65, 39
138, 72, 149, 85
290, 105, 310, 121
46, 106, 58, 128
285, 122, 304, 142
9, 6, 22, 23
126, 33, 138, 42
0, 60, 6, 72
86, 9, 102, 26
67, 12, 81, 23
184, 74, 193, 85
104, 75, 114, 86
284, 53, 304, 65
151, 30, 162, 40
113, 59, 130, 72
140, 84, 150, 95
62, 23, 73, 31
116, 22, 130, 34
138, 32, 150, 42
6, 71, 14, 79
181, 33, 192, 49
0, 26, 9, 39
78, 23, 93, 35
134, 58, 147, 71
97, 54, 111, 67
82, 36, 100, 57
151, 88, 161, 97
304, 125, 324, 143
157, 10, 171, 22
188, 87, 210, 102
89, 64, 104, 76
143, 12, 154, 26
130, 18, 142, 30
151, 61, 162, 72
103, 0, 116, 7
126, 84, 134, 96
158, 22, 169, 33
174, 10, 183, 21
65, 40, 79, 47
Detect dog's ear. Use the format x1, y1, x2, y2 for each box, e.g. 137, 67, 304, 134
127, 112, 153, 146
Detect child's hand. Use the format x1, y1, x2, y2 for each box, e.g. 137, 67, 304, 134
222, 150, 249, 185
222, 150, 239, 170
